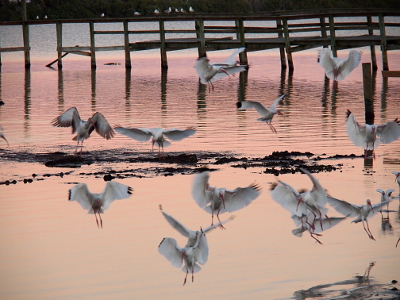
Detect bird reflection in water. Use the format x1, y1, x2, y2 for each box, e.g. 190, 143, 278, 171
68, 181, 133, 228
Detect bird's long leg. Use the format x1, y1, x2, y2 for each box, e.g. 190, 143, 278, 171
396, 238, 400, 247
310, 232, 323, 245
362, 220, 375, 240
94, 212, 100, 228
216, 208, 226, 229
268, 123, 277, 134
98, 212, 103, 228
183, 267, 188, 286
192, 266, 195, 282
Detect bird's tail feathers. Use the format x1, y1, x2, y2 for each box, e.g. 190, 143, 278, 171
292, 227, 305, 237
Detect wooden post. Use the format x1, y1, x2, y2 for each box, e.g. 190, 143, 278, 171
22, 22, 30, 69
328, 14, 337, 57
123, 20, 132, 69
91, 68, 96, 106
159, 20, 168, 69
319, 17, 328, 48
56, 22, 63, 69
235, 18, 248, 65
58, 68, 64, 106
195, 18, 206, 57
282, 17, 293, 71
367, 16, 377, 71
89, 21, 96, 69
379, 14, 389, 71
363, 63, 374, 125
276, 19, 287, 69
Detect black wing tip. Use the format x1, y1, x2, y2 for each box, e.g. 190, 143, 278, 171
128, 186, 133, 195
250, 182, 262, 192
346, 109, 352, 118
236, 102, 242, 108
158, 237, 166, 248
68, 189, 72, 201
270, 182, 278, 191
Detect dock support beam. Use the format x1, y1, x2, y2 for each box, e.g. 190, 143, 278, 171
195, 19, 206, 57
282, 18, 293, 71
235, 18, 248, 65
367, 16, 377, 71
22, 22, 30, 69
363, 63, 374, 125
379, 14, 389, 71
328, 14, 337, 57
56, 22, 63, 69
159, 20, 168, 69
89, 21, 96, 69
123, 20, 132, 69
276, 19, 286, 69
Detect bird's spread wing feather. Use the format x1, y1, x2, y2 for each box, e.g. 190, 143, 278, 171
301, 168, 327, 206
210, 65, 246, 82
91, 112, 114, 140
271, 180, 303, 216
318, 49, 336, 80
222, 183, 261, 213
194, 233, 208, 265
159, 208, 191, 238
202, 215, 236, 234
376, 119, 400, 144
68, 183, 94, 210
51, 107, 81, 134
192, 171, 212, 208
114, 126, 153, 142
336, 50, 361, 81
237, 100, 269, 116
101, 181, 132, 210
223, 47, 245, 66
158, 238, 183, 268
270, 94, 285, 110
163, 128, 196, 141
346, 110, 367, 147
327, 196, 361, 217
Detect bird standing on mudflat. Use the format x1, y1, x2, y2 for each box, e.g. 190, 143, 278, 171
346, 109, 400, 158
52, 107, 114, 154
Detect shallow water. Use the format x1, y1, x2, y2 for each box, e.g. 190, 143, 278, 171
1, 29, 400, 299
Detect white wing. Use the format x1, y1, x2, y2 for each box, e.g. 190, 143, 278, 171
221, 47, 245, 66
210, 65, 246, 82
346, 110, 367, 148
68, 183, 94, 210
236, 100, 269, 116
318, 48, 336, 80
292, 217, 346, 236
376, 119, 400, 144
327, 196, 362, 217
270, 180, 305, 217
192, 171, 213, 208
163, 128, 196, 141
270, 94, 285, 110
194, 233, 209, 265
51, 107, 81, 134
221, 183, 261, 213
101, 181, 133, 210
158, 238, 183, 268
202, 215, 236, 234
300, 168, 327, 207
336, 50, 362, 81
114, 126, 153, 142
159, 207, 192, 238
91, 112, 114, 140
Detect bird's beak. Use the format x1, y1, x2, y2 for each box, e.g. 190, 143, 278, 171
1, 135, 9, 146
296, 198, 303, 211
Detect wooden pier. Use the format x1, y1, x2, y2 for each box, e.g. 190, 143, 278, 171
0, 9, 399, 72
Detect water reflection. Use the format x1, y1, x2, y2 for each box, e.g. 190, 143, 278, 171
293, 261, 376, 299
161, 67, 168, 120
91, 68, 96, 110
125, 68, 131, 113
68, 181, 133, 228
57, 69, 64, 112
24, 70, 31, 136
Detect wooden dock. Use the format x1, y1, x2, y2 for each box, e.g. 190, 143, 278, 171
0, 9, 399, 71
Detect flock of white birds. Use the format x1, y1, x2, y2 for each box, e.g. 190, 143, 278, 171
1, 46, 400, 285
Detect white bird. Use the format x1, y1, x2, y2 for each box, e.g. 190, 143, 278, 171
189, 6, 195, 13
44, 15, 48, 19
164, 7, 172, 14
236, 94, 285, 133
327, 196, 393, 240
68, 181, 133, 228
392, 171, 400, 190
291, 216, 346, 244
211, 47, 246, 68
346, 109, 400, 157
192, 171, 261, 226
100, 13, 105, 17
180, 8, 186, 13
195, 57, 246, 92
36, 15, 39, 19
52, 107, 114, 154
159, 205, 235, 270
318, 48, 362, 81
158, 234, 203, 285
114, 126, 196, 158
154, 9, 160, 14
376, 188, 395, 214
0, 125, 9, 146
134, 11, 141, 16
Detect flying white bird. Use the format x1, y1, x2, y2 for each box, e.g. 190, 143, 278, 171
318, 48, 362, 81
0, 125, 9, 146
236, 94, 285, 133
327, 196, 393, 240
195, 56, 247, 92
192, 171, 261, 226
114, 126, 196, 158
68, 181, 133, 228
52, 107, 114, 154
291, 216, 346, 244
159, 205, 235, 274
376, 188, 395, 214
346, 109, 400, 157
211, 47, 246, 68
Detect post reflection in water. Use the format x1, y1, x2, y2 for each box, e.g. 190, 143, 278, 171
91, 68, 96, 111
125, 68, 131, 114
196, 81, 207, 126
24, 70, 31, 137
237, 71, 248, 102
57, 69, 64, 112
161, 67, 168, 122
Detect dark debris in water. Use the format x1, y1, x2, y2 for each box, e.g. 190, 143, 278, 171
0, 149, 357, 185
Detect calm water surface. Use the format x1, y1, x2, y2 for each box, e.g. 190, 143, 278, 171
1, 23, 400, 299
